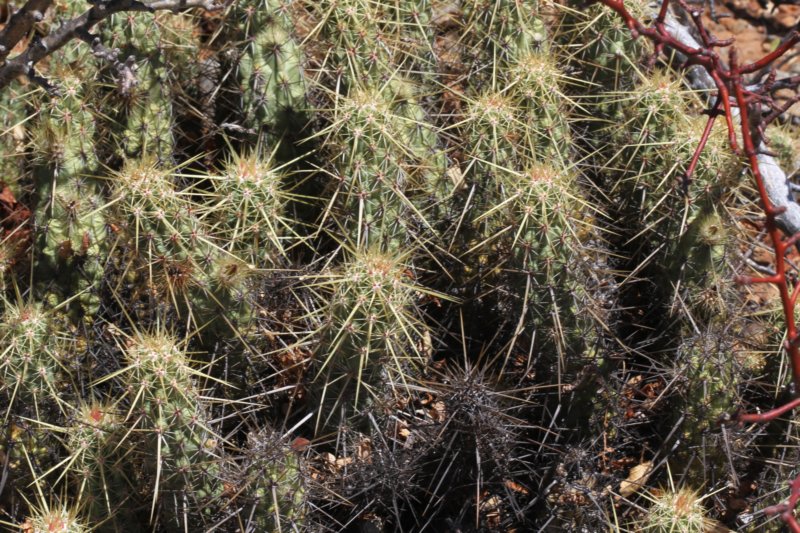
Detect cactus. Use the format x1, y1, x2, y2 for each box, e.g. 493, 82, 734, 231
2, 0, 799, 530
27, 46, 108, 319
234, 0, 306, 136
304, 67, 447, 253
62, 402, 139, 531
212, 148, 296, 263
635, 486, 712, 533
109, 331, 222, 527
309, 246, 434, 430
101, 12, 200, 162
301, 0, 410, 76
19, 501, 91, 533
559, 0, 651, 86
0, 420, 54, 492
0, 303, 69, 414
442, 7, 597, 379
0, 82, 29, 189
109, 156, 254, 331
225, 428, 307, 531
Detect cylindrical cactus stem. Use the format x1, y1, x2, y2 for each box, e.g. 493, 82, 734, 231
28, 70, 99, 187
0, 302, 70, 414
678, 331, 740, 438
110, 157, 257, 331
446, 11, 593, 360
64, 402, 141, 531
0, 419, 54, 498
670, 205, 732, 320
557, 0, 652, 88
462, 0, 552, 65
480, 163, 594, 358
234, 0, 307, 136
109, 157, 207, 262
222, 427, 307, 530
212, 149, 296, 264
113, 332, 222, 528
299, 0, 448, 246
453, 31, 573, 182
309, 246, 436, 431
36, 179, 108, 319
306, 0, 438, 74
26, 35, 108, 319
318, 78, 446, 249
100, 12, 200, 162
0, 82, 28, 190
604, 72, 741, 290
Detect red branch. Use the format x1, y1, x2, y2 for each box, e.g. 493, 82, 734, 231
593, 0, 800, 527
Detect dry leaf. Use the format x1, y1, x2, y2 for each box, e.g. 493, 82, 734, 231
0, 184, 16, 206
356, 438, 371, 461
504, 480, 530, 495
335, 456, 354, 468
291, 437, 310, 452
447, 165, 464, 190
322, 452, 336, 465
619, 461, 653, 498
430, 401, 447, 422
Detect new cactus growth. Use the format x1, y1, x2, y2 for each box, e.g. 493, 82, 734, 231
19, 501, 90, 533
636, 486, 712, 533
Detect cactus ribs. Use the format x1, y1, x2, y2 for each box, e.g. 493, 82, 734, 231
594, 0, 800, 527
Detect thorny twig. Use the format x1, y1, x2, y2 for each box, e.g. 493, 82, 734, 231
0, 0, 226, 91
595, 0, 800, 528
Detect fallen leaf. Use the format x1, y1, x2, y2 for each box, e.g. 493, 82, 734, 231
291, 437, 310, 452
0, 185, 15, 205
619, 461, 653, 498
504, 480, 530, 495
430, 401, 447, 422
447, 165, 464, 190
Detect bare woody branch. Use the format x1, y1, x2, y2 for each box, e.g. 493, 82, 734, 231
0, 0, 53, 63
0, 0, 225, 90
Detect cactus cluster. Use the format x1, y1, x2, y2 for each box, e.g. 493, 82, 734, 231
0, 0, 798, 531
